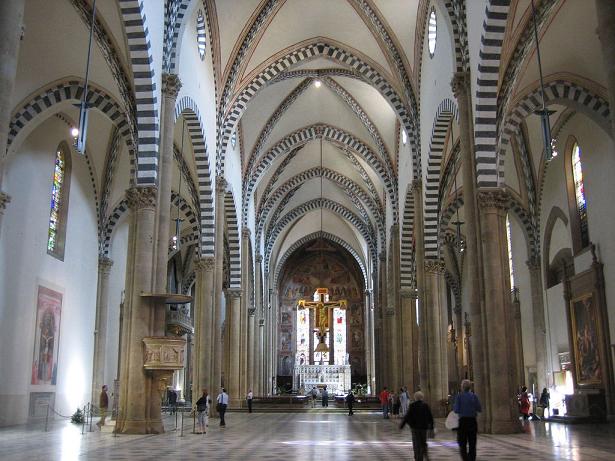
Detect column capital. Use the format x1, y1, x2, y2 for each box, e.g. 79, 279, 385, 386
248, 307, 256, 316
242, 227, 251, 239
390, 223, 399, 233
216, 175, 227, 193
379, 252, 386, 262
385, 307, 396, 317
98, 256, 114, 273
126, 186, 158, 210
0, 191, 11, 215
258, 318, 265, 327
195, 256, 216, 272
451, 72, 471, 99
477, 189, 510, 211
255, 254, 263, 263
364, 288, 372, 296
526, 255, 542, 271
424, 259, 446, 274
161, 73, 182, 98
411, 178, 422, 192
400, 289, 415, 299
226, 288, 242, 299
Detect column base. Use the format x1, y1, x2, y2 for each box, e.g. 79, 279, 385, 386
116, 418, 165, 434
488, 418, 522, 434
230, 398, 243, 409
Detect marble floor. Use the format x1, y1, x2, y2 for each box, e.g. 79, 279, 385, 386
1, 412, 615, 460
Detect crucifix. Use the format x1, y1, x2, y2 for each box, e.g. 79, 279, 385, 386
297, 287, 347, 354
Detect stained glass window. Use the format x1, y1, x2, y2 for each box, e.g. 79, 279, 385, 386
231, 131, 237, 149
196, 10, 206, 60
296, 308, 309, 366
506, 214, 515, 289
333, 307, 346, 365
428, 7, 437, 57
572, 143, 589, 248
47, 145, 70, 260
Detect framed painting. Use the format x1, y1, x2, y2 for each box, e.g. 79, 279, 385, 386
31, 285, 63, 385
570, 293, 602, 385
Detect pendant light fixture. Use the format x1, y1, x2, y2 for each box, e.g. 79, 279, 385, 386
73, 0, 97, 154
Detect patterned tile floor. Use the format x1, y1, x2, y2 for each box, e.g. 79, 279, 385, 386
1, 411, 615, 460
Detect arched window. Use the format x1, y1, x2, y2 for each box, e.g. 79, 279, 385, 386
196, 10, 206, 60
47, 143, 71, 260
428, 6, 437, 58
565, 137, 590, 253
506, 214, 515, 289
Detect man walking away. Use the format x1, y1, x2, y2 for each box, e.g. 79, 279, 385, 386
379, 386, 390, 419
322, 386, 329, 407
96, 384, 109, 428
311, 387, 317, 407
454, 379, 481, 461
247, 389, 254, 413
346, 391, 355, 416
400, 387, 410, 417
217, 388, 229, 427
195, 389, 210, 434
400, 391, 434, 461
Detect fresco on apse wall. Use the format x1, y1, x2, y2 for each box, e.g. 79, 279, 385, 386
31, 285, 63, 386
278, 242, 365, 378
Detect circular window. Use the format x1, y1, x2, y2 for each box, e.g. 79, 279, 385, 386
428, 7, 437, 58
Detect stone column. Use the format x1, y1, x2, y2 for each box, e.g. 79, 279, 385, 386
210, 176, 226, 410
247, 308, 255, 395
511, 289, 525, 388
240, 228, 250, 397
389, 224, 401, 389
424, 259, 448, 416
478, 189, 519, 433
226, 289, 242, 407
192, 256, 215, 403
454, 303, 464, 384
117, 186, 159, 434
254, 254, 263, 395
412, 179, 429, 392
0, 0, 25, 233
378, 253, 389, 387
451, 72, 486, 412
364, 289, 376, 394
527, 258, 548, 391
596, 0, 615, 142
400, 289, 419, 395
91, 256, 114, 402
154, 74, 181, 300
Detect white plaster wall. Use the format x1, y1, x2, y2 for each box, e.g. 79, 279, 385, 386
0, 118, 99, 425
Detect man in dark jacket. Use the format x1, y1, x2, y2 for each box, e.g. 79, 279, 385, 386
400, 391, 434, 461
346, 391, 355, 416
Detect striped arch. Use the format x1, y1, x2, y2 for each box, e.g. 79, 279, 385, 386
438, 190, 539, 261
7, 80, 137, 178
499, 80, 612, 162
273, 231, 368, 291
118, 0, 159, 185
473, 0, 512, 187
244, 124, 396, 225
444, 0, 469, 73
101, 198, 129, 256
424, 98, 459, 258
224, 190, 241, 289
219, 40, 418, 179
256, 166, 384, 241
400, 187, 415, 290
264, 198, 376, 275
175, 96, 215, 257
163, 0, 192, 72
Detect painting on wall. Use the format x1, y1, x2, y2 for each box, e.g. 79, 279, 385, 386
570, 293, 601, 385
31, 285, 63, 385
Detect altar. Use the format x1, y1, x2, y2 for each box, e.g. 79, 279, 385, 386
293, 364, 352, 395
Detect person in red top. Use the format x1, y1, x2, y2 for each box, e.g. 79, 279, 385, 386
519, 386, 531, 420
379, 387, 390, 419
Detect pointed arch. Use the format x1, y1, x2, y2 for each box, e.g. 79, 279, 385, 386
224, 189, 241, 289
400, 186, 415, 290
175, 96, 215, 257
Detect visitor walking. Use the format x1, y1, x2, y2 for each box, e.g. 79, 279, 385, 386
322, 386, 329, 407
216, 388, 229, 427
539, 387, 550, 417
400, 387, 410, 417
195, 389, 210, 434
518, 386, 530, 420
379, 386, 390, 419
392, 390, 401, 418
311, 387, 318, 407
96, 384, 109, 429
247, 389, 254, 413
454, 379, 481, 461
400, 391, 434, 461
346, 391, 355, 416
169, 388, 177, 415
